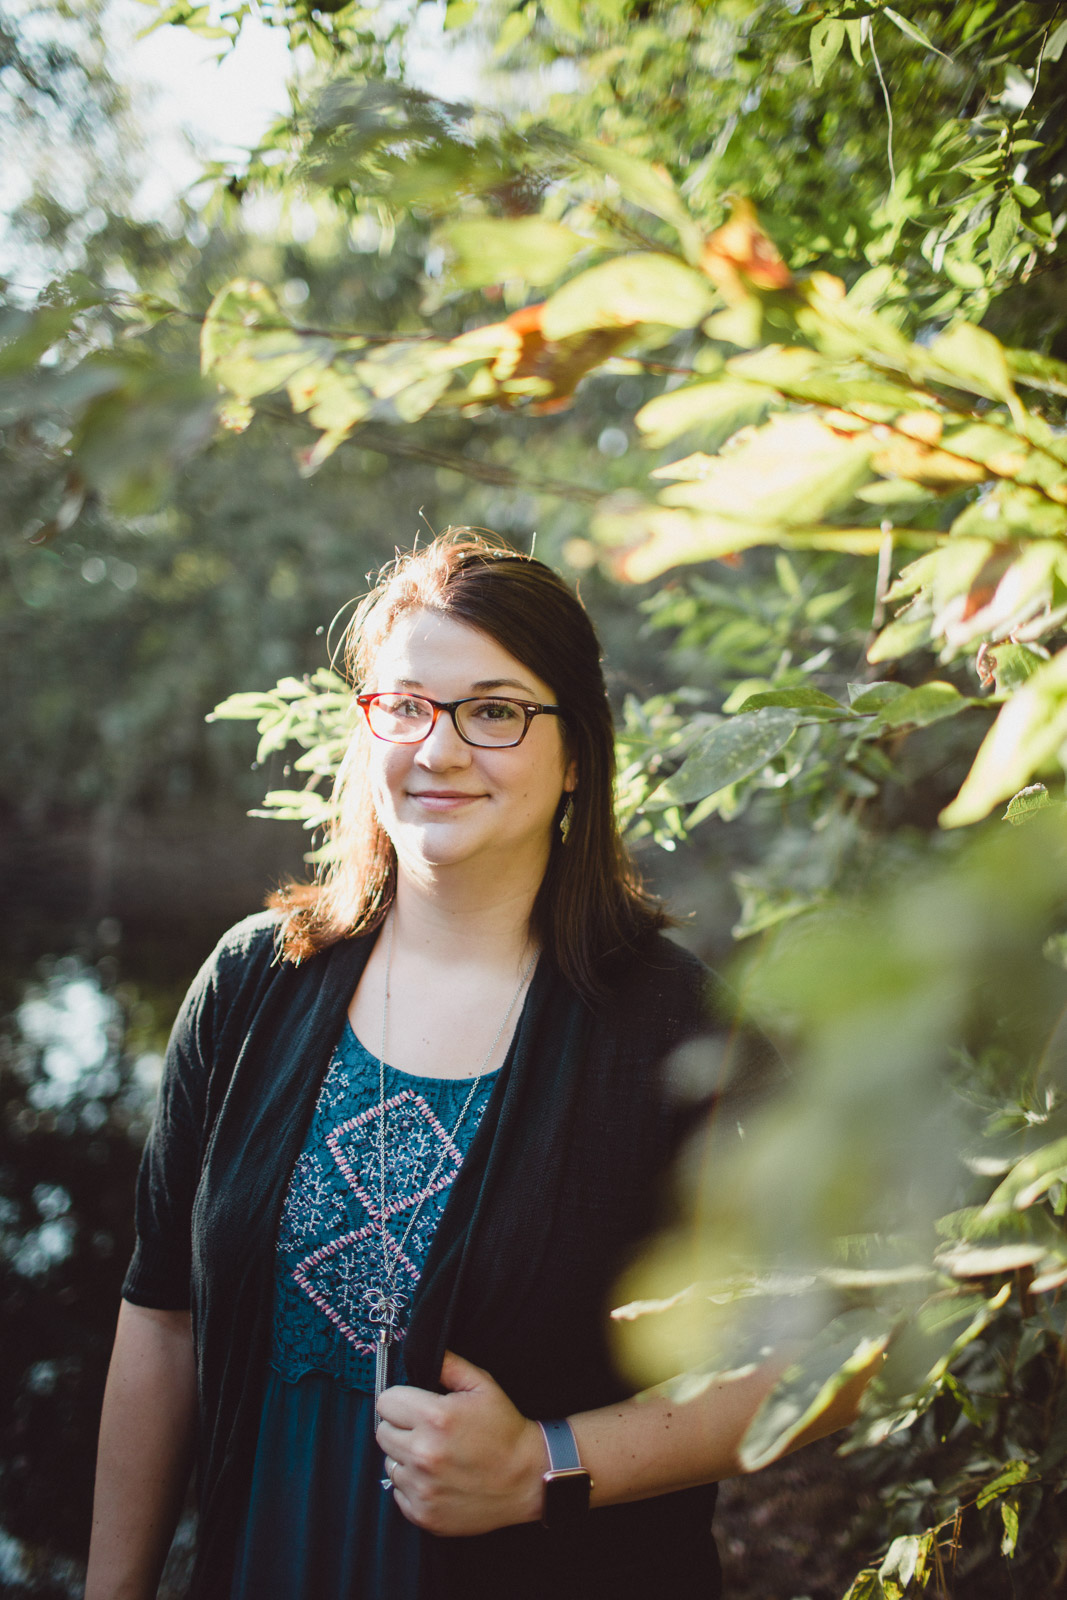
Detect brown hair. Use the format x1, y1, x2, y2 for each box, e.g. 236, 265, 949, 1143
271, 528, 667, 998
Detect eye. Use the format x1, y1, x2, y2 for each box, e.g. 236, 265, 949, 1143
383, 695, 427, 719
470, 699, 523, 724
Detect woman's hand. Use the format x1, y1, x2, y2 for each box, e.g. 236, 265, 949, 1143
376, 1350, 545, 1535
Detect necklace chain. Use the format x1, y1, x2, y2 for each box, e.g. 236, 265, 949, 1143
371, 915, 536, 1304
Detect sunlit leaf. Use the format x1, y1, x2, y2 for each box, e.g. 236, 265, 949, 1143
287, 367, 372, 433
541, 254, 715, 340
579, 145, 704, 261
992, 644, 1048, 695
495, 3, 536, 56
634, 380, 772, 449
1007, 348, 1067, 398
989, 194, 1022, 272
926, 323, 1016, 406
860, 1290, 997, 1419
882, 6, 951, 58
541, 0, 583, 34
654, 413, 874, 527
201, 279, 331, 401
941, 647, 1067, 826
810, 20, 845, 85
987, 1137, 1067, 1210
976, 1459, 1031, 1510
739, 1308, 891, 1471
1000, 1493, 1021, 1557
841, 1572, 884, 1600
867, 613, 934, 664
879, 1532, 929, 1593
440, 216, 588, 288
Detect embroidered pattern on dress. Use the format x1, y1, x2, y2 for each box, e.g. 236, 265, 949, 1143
270, 1028, 494, 1393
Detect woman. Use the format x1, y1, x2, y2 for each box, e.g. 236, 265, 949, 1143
86, 530, 856, 1600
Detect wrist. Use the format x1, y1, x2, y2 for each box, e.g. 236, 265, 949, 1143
512, 1419, 548, 1524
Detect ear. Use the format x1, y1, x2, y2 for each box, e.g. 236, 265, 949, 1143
563, 757, 578, 793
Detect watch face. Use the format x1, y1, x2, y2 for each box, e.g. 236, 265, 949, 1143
542, 1468, 592, 1531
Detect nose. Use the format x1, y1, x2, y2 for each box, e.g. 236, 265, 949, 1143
414, 708, 471, 768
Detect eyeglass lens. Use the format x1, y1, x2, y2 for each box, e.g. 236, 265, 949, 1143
367, 695, 528, 746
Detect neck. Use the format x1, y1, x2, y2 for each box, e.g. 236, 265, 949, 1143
389, 862, 542, 974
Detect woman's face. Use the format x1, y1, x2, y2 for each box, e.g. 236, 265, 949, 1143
363, 608, 576, 885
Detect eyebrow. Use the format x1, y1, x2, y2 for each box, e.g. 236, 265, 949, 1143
393, 676, 542, 698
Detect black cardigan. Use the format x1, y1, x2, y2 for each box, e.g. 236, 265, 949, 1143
124, 913, 753, 1600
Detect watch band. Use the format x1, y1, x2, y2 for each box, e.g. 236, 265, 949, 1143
537, 1418, 592, 1531
538, 1418, 582, 1472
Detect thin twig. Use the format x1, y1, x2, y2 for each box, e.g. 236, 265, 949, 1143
257, 404, 602, 503
868, 20, 897, 192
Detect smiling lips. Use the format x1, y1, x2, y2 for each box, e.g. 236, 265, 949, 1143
407, 789, 485, 810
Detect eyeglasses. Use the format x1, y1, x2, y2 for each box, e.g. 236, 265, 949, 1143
357, 692, 563, 748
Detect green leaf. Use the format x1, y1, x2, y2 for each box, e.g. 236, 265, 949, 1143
1004, 783, 1052, 825
926, 323, 1016, 406
444, 1, 477, 26
872, 681, 976, 731
848, 681, 909, 712
843, 18, 864, 64
987, 1136, 1067, 1210
1047, 20, 1067, 61
201, 279, 331, 402
1000, 1492, 1020, 1558
989, 194, 1022, 272
287, 367, 371, 434
868, 614, 933, 663
440, 216, 588, 289
882, 6, 951, 59
634, 380, 772, 449
810, 19, 845, 86
867, 1291, 995, 1411
841, 1573, 885, 1600
653, 708, 799, 805
993, 645, 1048, 696
541, 0, 583, 35
976, 1459, 1031, 1510
941, 647, 1067, 827
579, 145, 704, 261
1007, 348, 1067, 398
208, 692, 286, 722
739, 1308, 891, 1472
495, 3, 536, 57
738, 687, 846, 714
540, 254, 715, 340
655, 413, 874, 528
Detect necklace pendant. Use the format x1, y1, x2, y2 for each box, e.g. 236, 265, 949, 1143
374, 1323, 392, 1434
365, 1286, 407, 1432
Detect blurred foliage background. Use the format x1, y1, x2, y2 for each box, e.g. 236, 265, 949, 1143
4, 0, 1067, 1595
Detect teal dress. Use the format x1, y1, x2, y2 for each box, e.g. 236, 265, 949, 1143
229, 1023, 497, 1600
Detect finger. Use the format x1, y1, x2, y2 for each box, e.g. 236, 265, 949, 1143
439, 1349, 492, 1392
375, 1418, 416, 1463
377, 1382, 444, 1428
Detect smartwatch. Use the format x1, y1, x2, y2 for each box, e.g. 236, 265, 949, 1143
537, 1418, 593, 1531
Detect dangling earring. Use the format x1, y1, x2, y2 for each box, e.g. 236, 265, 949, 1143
559, 795, 574, 844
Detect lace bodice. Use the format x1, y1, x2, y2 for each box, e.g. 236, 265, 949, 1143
270, 1022, 496, 1393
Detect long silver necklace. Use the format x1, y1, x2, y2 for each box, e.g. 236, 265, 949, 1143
366, 914, 536, 1431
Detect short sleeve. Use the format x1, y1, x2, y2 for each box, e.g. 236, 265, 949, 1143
121, 948, 221, 1310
